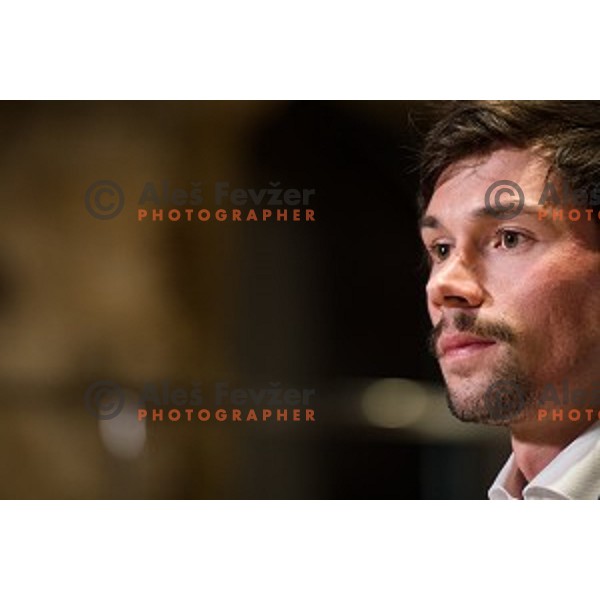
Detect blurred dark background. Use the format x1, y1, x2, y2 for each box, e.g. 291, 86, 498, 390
0, 101, 508, 499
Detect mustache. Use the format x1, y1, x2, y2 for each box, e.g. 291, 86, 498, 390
428, 312, 516, 358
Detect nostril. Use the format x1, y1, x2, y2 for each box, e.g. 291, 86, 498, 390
443, 294, 473, 309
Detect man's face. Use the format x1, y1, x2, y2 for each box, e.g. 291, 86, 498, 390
420, 148, 600, 425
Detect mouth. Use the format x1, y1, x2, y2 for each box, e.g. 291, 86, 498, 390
438, 334, 497, 362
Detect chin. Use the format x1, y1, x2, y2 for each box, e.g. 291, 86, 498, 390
444, 374, 533, 425
441, 351, 534, 424
445, 394, 525, 426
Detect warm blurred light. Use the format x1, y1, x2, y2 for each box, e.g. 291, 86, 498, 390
99, 393, 146, 460
361, 378, 428, 429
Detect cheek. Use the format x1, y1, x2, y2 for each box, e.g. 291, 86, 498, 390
425, 283, 438, 324
493, 253, 600, 378
427, 299, 436, 324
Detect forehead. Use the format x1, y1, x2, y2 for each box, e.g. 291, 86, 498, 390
425, 148, 550, 222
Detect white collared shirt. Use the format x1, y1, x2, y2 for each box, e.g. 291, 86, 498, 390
488, 421, 600, 500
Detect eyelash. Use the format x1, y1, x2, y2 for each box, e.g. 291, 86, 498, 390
426, 229, 532, 263
493, 228, 531, 250
427, 242, 452, 263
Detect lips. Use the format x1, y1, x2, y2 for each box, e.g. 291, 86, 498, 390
438, 333, 497, 359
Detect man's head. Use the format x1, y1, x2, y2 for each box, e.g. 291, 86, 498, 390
418, 102, 600, 425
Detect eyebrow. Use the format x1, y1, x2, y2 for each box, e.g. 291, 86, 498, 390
419, 205, 545, 230
471, 205, 544, 220
419, 214, 439, 229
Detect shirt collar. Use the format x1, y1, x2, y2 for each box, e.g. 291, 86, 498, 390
489, 420, 600, 500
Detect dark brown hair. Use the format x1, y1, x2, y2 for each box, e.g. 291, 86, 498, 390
418, 101, 600, 213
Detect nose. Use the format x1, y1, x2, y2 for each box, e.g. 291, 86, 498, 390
426, 251, 485, 312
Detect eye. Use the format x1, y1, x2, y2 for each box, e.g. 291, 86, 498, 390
496, 229, 529, 250
429, 242, 452, 262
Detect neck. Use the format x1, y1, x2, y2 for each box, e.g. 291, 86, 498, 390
509, 372, 600, 486
509, 418, 592, 484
